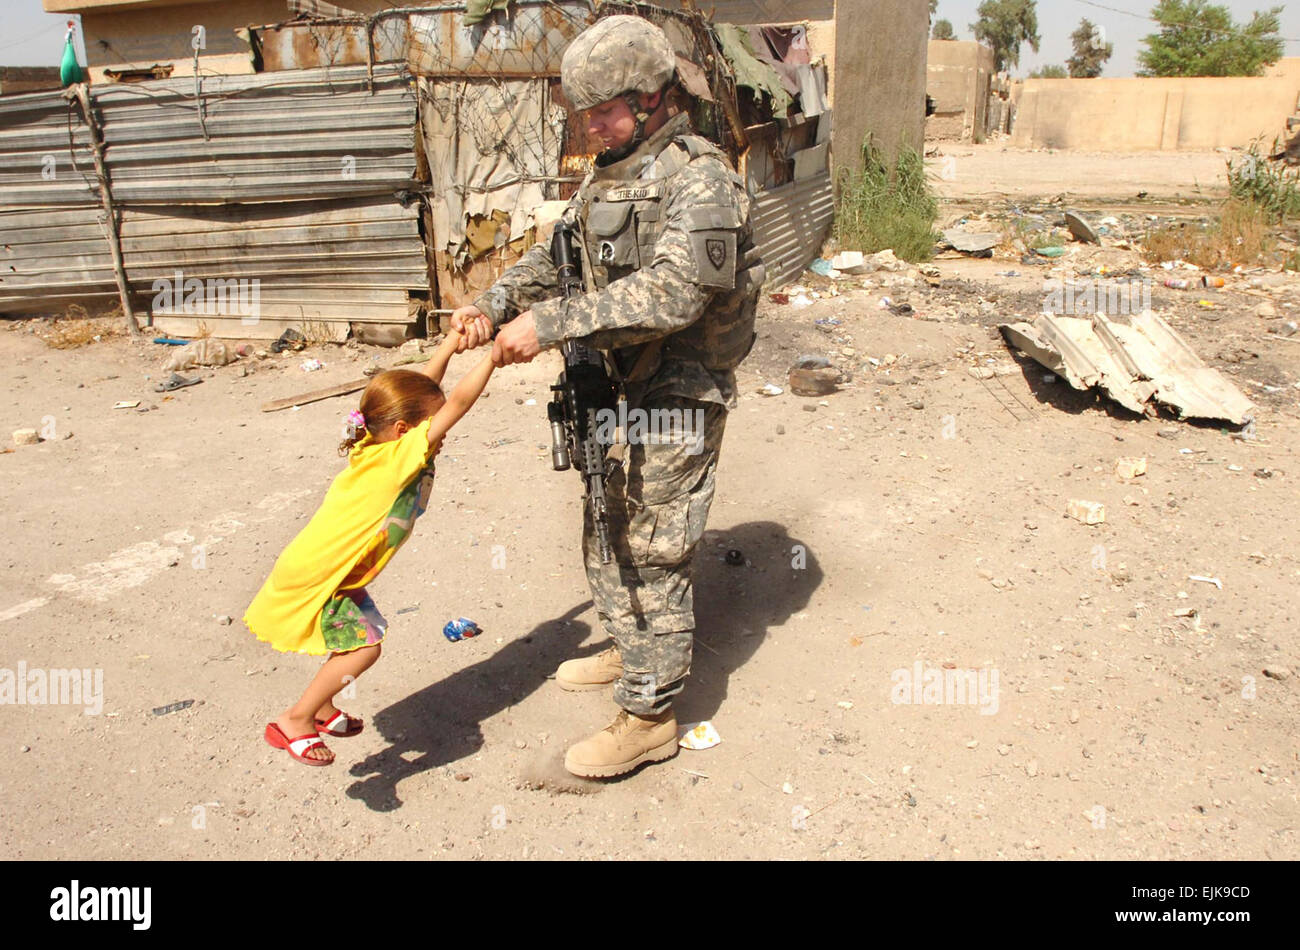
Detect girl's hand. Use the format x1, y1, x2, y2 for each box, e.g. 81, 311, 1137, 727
451, 306, 493, 352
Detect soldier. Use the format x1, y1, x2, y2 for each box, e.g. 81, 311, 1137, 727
451, 14, 763, 778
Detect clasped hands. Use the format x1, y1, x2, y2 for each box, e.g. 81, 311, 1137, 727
449, 305, 541, 366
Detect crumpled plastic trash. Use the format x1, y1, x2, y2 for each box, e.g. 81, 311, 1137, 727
759, 383, 783, 396
678, 721, 722, 750
300, 359, 324, 372
163, 338, 234, 371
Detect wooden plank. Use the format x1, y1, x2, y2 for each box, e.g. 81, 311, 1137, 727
261, 377, 369, 413
260, 353, 432, 412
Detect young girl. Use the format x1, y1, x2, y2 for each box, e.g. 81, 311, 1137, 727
245, 329, 494, 766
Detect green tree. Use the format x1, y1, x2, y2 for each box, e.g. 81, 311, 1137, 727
933, 19, 956, 40
971, 0, 1041, 73
1029, 64, 1068, 78
1138, 0, 1284, 77
1067, 18, 1113, 77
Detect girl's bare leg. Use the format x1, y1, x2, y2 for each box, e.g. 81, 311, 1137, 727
275, 644, 381, 762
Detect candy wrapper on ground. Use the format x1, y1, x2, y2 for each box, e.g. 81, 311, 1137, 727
442, 617, 481, 642
678, 721, 722, 750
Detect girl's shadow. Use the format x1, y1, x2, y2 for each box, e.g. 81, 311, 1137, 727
346, 602, 592, 811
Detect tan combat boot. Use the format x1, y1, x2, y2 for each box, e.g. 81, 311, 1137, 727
555, 645, 623, 692
564, 707, 678, 778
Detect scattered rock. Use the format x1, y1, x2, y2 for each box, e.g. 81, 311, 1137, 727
1255, 302, 1277, 319
12, 429, 39, 446
1067, 499, 1106, 525
1262, 666, 1292, 681
1115, 457, 1147, 479
216, 615, 232, 626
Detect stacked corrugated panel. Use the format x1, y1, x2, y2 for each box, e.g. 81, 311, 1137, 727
750, 172, 835, 288
0, 90, 114, 312
0, 64, 430, 337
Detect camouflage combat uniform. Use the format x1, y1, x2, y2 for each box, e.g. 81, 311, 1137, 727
474, 111, 764, 715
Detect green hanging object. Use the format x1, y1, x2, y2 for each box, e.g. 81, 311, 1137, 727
60, 22, 83, 87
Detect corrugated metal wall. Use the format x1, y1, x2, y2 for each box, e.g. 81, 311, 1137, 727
751, 172, 835, 288
94, 66, 418, 203
0, 64, 430, 336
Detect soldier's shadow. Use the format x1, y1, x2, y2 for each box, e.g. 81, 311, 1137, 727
677, 520, 822, 723
344, 601, 593, 812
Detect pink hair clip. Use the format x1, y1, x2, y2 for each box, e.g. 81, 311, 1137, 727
347, 410, 365, 429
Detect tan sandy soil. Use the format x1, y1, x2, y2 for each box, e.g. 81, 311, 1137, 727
1, 150, 1297, 860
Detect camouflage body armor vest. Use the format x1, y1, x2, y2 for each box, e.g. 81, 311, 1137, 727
573, 120, 764, 382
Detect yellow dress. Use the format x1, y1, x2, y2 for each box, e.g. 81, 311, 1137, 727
244, 418, 437, 655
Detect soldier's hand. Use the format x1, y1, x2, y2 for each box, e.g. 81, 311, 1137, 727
450, 305, 493, 353
492, 311, 541, 367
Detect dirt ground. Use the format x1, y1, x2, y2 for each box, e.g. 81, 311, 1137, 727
2, 149, 1298, 861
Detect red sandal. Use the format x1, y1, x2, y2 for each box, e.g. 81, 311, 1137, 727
264, 722, 333, 766
315, 710, 364, 738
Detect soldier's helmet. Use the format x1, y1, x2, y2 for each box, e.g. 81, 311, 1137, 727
561, 15, 676, 111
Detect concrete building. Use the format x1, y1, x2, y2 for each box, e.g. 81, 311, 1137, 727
0, 67, 64, 96
926, 39, 995, 143
1011, 70, 1300, 151
42, 0, 284, 82
705, 0, 928, 168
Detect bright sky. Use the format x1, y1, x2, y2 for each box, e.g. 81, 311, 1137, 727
933, 0, 1300, 77
0, 0, 1298, 75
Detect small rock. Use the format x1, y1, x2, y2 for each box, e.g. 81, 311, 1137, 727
776, 424, 785, 435
1115, 457, 1147, 479
454, 772, 471, 782
1256, 302, 1277, 319
1067, 499, 1106, 525
515, 739, 527, 749
802, 404, 818, 413
1069, 709, 1080, 724
13, 429, 39, 446
965, 739, 979, 749
781, 782, 794, 794
997, 744, 1012, 756
1026, 759, 1039, 777
1262, 666, 1292, 681
216, 615, 232, 626
20, 745, 30, 753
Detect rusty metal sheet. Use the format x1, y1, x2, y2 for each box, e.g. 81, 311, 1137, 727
407, 2, 592, 77
1000, 313, 1255, 425
255, 18, 409, 72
